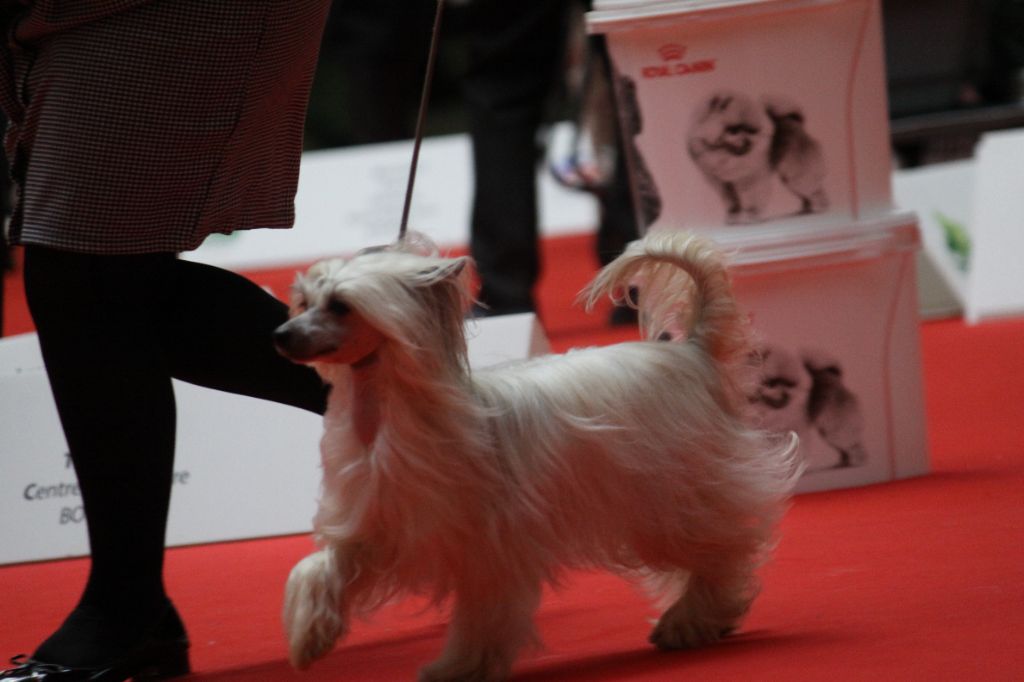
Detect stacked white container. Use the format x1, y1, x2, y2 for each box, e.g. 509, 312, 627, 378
588, 0, 929, 492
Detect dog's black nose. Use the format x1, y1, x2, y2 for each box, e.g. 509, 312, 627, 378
273, 325, 295, 353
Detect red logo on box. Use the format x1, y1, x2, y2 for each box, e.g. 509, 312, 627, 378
643, 44, 716, 79
658, 43, 687, 61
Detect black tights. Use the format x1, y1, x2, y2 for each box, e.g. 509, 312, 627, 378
23, 246, 327, 666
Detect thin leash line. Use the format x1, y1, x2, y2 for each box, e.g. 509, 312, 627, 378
399, 0, 445, 241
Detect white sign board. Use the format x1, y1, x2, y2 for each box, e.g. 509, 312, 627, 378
0, 314, 548, 566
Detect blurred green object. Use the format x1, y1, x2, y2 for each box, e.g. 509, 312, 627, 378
934, 210, 971, 272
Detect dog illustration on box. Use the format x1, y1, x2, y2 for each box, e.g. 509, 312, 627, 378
749, 344, 867, 472
688, 91, 828, 224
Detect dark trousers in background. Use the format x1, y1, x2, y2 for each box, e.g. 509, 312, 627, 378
1, 112, 8, 337
1, 220, 6, 339
464, 0, 641, 314
462, 0, 572, 314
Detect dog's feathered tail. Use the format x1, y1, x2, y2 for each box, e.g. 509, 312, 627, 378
583, 230, 748, 363
587, 229, 803, 541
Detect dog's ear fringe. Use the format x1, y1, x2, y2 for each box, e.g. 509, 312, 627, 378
417, 258, 467, 284
354, 231, 469, 285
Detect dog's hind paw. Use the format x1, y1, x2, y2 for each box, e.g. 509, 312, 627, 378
648, 618, 734, 651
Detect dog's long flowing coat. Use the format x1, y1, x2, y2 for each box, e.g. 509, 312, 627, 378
276, 230, 800, 681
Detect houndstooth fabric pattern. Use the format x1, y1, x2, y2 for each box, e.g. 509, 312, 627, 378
1, 0, 331, 254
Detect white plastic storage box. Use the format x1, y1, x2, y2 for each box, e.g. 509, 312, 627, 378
588, 0, 893, 236
723, 214, 929, 493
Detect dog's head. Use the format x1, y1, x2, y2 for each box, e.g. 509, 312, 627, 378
273, 270, 385, 366
274, 234, 472, 369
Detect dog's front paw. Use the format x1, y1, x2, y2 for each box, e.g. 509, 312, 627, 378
283, 549, 349, 669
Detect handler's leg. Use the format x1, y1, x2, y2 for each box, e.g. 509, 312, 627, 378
161, 258, 328, 414
24, 248, 183, 667
22, 249, 326, 668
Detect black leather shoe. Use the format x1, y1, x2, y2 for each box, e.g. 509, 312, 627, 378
0, 637, 189, 681
0, 607, 190, 681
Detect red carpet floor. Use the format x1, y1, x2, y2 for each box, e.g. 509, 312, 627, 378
2, 235, 1023, 680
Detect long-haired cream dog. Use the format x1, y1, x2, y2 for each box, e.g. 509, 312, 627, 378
273, 230, 800, 681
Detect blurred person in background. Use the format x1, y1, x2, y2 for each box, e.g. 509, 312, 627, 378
319, 0, 643, 320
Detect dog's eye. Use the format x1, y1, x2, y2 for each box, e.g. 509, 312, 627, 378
327, 299, 350, 316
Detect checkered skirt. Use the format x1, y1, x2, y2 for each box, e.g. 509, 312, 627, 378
2, 0, 331, 254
